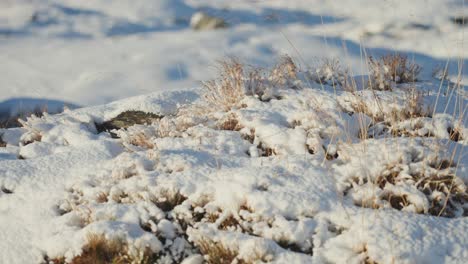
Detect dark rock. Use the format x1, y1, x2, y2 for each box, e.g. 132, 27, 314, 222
95, 110, 163, 137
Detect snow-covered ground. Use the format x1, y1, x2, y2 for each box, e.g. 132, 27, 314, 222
0, 0, 467, 109
0, 1, 467, 263
1, 66, 467, 263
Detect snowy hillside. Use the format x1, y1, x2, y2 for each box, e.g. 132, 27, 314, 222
0, 0, 467, 264
1, 55, 467, 263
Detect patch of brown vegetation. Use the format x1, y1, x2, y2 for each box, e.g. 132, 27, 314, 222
352, 88, 432, 139
49, 233, 158, 264
70, 234, 126, 264
126, 132, 155, 149
381, 193, 409, 211
241, 128, 256, 144
448, 127, 463, 142
200, 56, 299, 113
368, 54, 421, 90
310, 58, 353, 91
218, 214, 243, 231
95, 192, 108, 203
351, 157, 467, 218
257, 142, 276, 157
218, 114, 243, 131
202, 58, 258, 112
270, 55, 300, 89
151, 189, 187, 212
196, 239, 240, 264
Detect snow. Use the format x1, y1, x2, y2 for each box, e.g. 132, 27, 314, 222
0, 0, 467, 263
0, 73, 466, 263
0, 0, 466, 109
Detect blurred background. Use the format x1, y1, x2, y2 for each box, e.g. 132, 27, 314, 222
0, 0, 466, 120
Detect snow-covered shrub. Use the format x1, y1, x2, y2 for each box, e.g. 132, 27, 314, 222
308, 58, 353, 91
341, 87, 432, 139
49, 233, 162, 264
19, 57, 465, 264
116, 116, 191, 150
0, 105, 48, 128
367, 54, 421, 90
200, 56, 300, 113
18, 115, 44, 145
150, 188, 187, 212
217, 113, 243, 131
270, 55, 301, 90
195, 239, 239, 264
57, 181, 198, 262
337, 140, 467, 217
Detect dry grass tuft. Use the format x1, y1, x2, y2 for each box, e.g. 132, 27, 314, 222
126, 132, 155, 149
48, 234, 126, 264
350, 156, 467, 217
241, 128, 256, 144
387, 88, 431, 130
218, 215, 243, 231
218, 114, 243, 131
310, 58, 353, 90
96, 192, 109, 203
202, 58, 258, 112
381, 193, 409, 211
447, 126, 463, 142
154, 117, 182, 138
270, 55, 300, 89
257, 142, 276, 157
397, 88, 430, 119
351, 87, 431, 139
200, 56, 299, 113
196, 236, 270, 264
367, 54, 421, 90
118, 117, 186, 149
49, 233, 159, 264
196, 239, 240, 264
151, 189, 187, 212
71, 234, 127, 264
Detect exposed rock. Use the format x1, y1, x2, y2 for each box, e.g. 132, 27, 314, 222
95, 110, 163, 137
190, 11, 227, 30
405, 23, 432, 30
